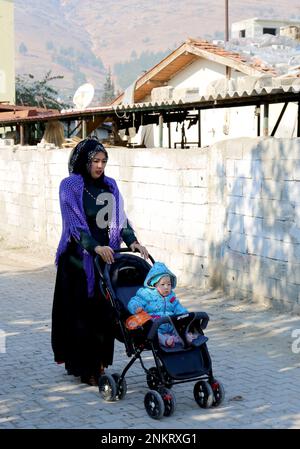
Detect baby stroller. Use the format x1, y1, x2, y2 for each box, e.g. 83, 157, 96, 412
95, 249, 225, 420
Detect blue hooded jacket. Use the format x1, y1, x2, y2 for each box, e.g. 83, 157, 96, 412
127, 262, 187, 327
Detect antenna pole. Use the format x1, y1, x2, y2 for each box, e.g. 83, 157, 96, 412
225, 0, 229, 42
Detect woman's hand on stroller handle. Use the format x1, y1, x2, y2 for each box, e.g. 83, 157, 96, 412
94, 245, 114, 264
129, 242, 149, 259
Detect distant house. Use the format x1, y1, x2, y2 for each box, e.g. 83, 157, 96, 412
0, 0, 15, 104
112, 35, 300, 148
231, 17, 300, 39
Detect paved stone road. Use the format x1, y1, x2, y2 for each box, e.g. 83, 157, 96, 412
1, 241, 300, 429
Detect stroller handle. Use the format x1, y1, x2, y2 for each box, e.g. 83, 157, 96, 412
114, 248, 155, 264
94, 248, 155, 278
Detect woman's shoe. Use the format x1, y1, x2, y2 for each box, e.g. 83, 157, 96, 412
80, 375, 98, 386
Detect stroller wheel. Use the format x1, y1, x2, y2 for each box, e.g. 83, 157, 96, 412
144, 390, 165, 420
158, 387, 176, 417
193, 380, 214, 408
98, 374, 117, 402
112, 372, 127, 400
210, 379, 225, 406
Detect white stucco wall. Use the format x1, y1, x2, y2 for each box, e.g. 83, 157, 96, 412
1, 137, 300, 313
170, 59, 225, 93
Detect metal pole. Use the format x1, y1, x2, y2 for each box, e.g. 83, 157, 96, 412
168, 120, 171, 149
159, 114, 163, 147
225, 0, 229, 42
271, 102, 288, 136
298, 101, 300, 137
225, 1, 230, 79
198, 109, 201, 147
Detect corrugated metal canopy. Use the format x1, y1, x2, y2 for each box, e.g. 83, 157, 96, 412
0, 85, 299, 126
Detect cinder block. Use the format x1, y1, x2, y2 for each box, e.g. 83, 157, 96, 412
244, 216, 263, 236
227, 213, 244, 233
178, 220, 207, 239
226, 178, 243, 196
243, 178, 262, 198
286, 263, 300, 284
227, 233, 247, 253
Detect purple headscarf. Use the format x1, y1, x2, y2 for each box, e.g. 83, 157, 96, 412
55, 138, 126, 297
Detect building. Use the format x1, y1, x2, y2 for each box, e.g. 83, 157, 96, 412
231, 17, 300, 39
112, 37, 300, 148
0, 0, 15, 104
1, 29, 300, 147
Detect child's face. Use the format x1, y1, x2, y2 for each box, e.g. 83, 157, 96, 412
155, 276, 172, 297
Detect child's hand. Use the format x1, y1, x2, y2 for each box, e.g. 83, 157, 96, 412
165, 336, 175, 347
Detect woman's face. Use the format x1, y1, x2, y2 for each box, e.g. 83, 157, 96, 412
89, 151, 107, 179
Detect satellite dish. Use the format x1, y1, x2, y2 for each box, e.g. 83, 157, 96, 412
73, 83, 95, 109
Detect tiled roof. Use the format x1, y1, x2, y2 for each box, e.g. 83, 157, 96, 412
111, 38, 278, 106
187, 38, 277, 75
0, 105, 60, 122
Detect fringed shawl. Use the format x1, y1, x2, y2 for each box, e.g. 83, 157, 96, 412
55, 173, 125, 297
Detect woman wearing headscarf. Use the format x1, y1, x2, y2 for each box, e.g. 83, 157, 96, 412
51, 137, 148, 385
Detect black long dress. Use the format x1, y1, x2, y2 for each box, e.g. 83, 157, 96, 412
51, 174, 137, 381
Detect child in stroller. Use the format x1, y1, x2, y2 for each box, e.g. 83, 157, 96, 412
127, 262, 204, 348
95, 249, 225, 420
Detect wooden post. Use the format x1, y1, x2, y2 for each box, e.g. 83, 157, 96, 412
255, 105, 261, 137
82, 119, 87, 139
263, 103, 269, 137
159, 114, 163, 147
20, 124, 25, 145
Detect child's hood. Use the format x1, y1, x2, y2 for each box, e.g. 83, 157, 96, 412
144, 262, 177, 289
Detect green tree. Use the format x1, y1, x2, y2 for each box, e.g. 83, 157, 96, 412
15, 70, 69, 110
101, 68, 115, 105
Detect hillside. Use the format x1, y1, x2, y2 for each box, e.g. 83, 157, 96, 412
14, 0, 300, 104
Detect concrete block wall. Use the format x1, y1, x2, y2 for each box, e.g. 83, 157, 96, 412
0, 145, 69, 251
106, 148, 211, 289
217, 137, 300, 313
1, 137, 300, 312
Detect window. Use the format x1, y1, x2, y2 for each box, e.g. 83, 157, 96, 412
239, 29, 246, 38
263, 27, 277, 35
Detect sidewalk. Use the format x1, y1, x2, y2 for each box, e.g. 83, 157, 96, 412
0, 240, 300, 429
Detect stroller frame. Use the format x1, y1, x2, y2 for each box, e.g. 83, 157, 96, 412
95, 249, 224, 419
